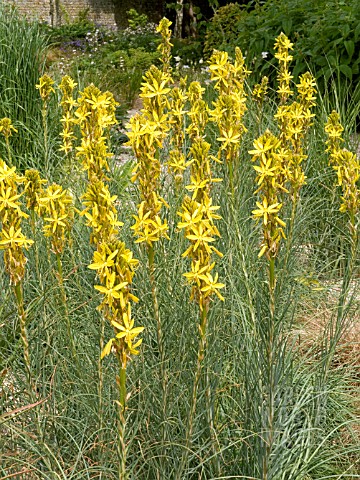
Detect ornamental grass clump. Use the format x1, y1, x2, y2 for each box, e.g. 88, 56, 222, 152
0, 160, 34, 391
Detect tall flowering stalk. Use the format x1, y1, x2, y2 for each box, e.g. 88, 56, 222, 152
127, 63, 172, 452
325, 112, 360, 324
252, 76, 269, 135
0, 117, 17, 165
249, 130, 287, 479
156, 17, 173, 75
89, 241, 141, 480
325, 110, 344, 159
209, 48, 250, 192
76, 84, 118, 182
275, 72, 317, 201
274, 32, 293, 104
76, 85, 122, 245
58, 75, 78, 156
176, 83, 224, 477
37, 183, 76, 359
76, 84, 142, 478
36, 74, 55, 170
0, 160, 34, 392
167, 78, 189, 188
274, 34, 317, 260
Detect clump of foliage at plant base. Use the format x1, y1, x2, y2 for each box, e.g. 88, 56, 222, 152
204, 0, 360, 107
0, 10, 359, 480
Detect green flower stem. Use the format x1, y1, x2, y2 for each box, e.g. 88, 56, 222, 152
228, 160, 235, 198
14, 281, 33, 394
263, 256, 276, 480
98, 314, 105, 453
177, 302, 209, 480
117, 350, 127, 480
282, 190, 298, 277
42, 104, 49, 173
5, 136, 12, 166
56, 253, 77, 360
30, 209, 41, 284
148, 244, 168, 452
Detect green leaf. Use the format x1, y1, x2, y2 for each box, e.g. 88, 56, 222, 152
339, 64, 353, 80
282, 18, 292, 36
341, 24, 350, 39
355, 23, 360, 42
344, 40, 355, 59
327, 55, 338, 67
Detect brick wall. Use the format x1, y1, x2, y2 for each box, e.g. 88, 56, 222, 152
7, 0, 117, 28
7, 0, 166, 29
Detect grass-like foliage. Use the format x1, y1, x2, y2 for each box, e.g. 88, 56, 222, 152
0, 4, 63, 172
0, 15, 359, 480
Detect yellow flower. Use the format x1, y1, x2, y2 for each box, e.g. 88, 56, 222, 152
217, 127, 242, 149
113, 306, 144, 349
0, 226, 33, 249
183, 260, 214, 287
0, 118, 17, 137
88, 248, 119, 272
44, 210, 67, 233
252, 197, 282, 226
94, 271, 128, 307
0, 186, 22, 211
201, 272, 225, 301
36, 74, 55, 101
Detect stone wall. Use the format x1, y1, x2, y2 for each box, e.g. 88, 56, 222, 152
7, 0, 117, 27
7, 0, 166, 28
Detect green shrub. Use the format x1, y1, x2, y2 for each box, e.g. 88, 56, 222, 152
204, 0, 360, 113
127, 8, 148, 29
72, 46, 159, 106
203, 3, 244, 57
42, 11, 96, 44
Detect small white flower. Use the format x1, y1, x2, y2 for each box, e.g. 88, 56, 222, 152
174, 56, 181, 62
262, 51, 269, 59
199, 58, 203, 64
